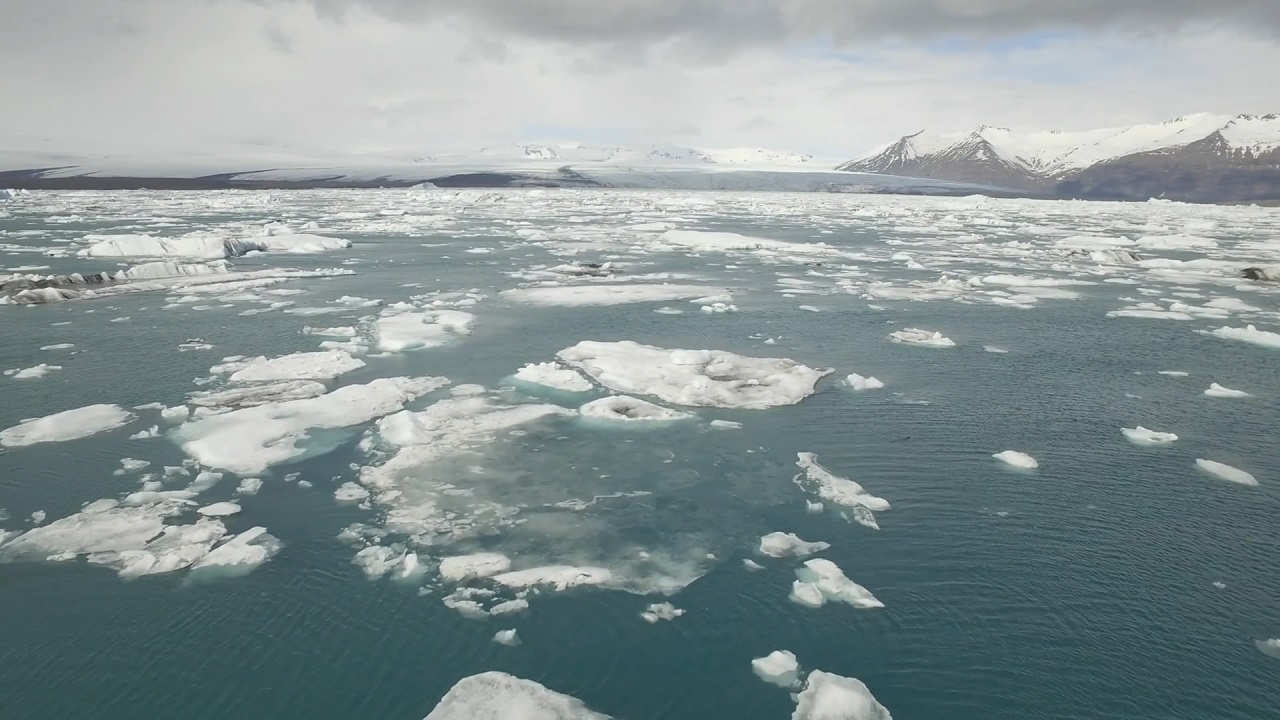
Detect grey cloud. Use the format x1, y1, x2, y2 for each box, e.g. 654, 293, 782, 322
282, 0, 1280, 44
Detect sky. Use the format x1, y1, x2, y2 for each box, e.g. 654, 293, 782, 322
2, 0, 1280, 163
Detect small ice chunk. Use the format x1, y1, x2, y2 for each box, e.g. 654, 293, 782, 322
223, 349, 365, 384
374, 306, 474, 352
1121, 427, 1178, 446
1203, 324, 1280, 350
492, 565, 612, 591
758, 532, 830, 559
984, 346, 1009, 354
751, 650, 800, 688
188, 526, 281, 577
197, 502, 242, 517
502, 284, 727, 307
493, 629, 521, 646
1158, 370, 1189, 377
579, 396, 692, 422
30, 510, 47, 525
129, 425, 160, 439
993, 450, 1038, 469
114, 458, 151, 475
890, 328, 955, 348
1204, 383, 1251, 398
0, 404, 134, 447
710, 419, 742, 430
424, 672, 609, 720
438, 552, 512, 582
795, 453, 889, 512
40, 343, 75, 351
334, 482, 371, 503
160, 405, 190, 423
793, 670, 893, 720
235, 477, 263, 495
743, 558, 765, 572
844, 373, 885, 391
513, 362, 593, 393
1195, 459, 1257, 486
1212, 581, 1227, 589
641, 602, 685, 623
1257, 639, 1280, 659
489, 599, 530, 616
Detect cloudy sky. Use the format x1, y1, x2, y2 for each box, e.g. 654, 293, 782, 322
3, 0, 1279, 162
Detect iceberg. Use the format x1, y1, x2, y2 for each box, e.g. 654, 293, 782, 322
794, 453, 890, 512
789, 558, 883, 610
640, 602, 685, 623
424, 672, 610, 720
513, 362, 593, 393
844, 373, 885, 391
1203, 325, 1280, 350
77, 232, 350, 260
492, 629, 521, 646
558, 341, 830, 409
793, 671, 893, 720
188, 526, 282, 578
0, 404, 134, 447
216, 349, 365, 384
758, 532, 830, 559
579, 396, 693, 423
889, 328, 955, 348
1195, 459, 1257, 486
751, 650, 800, 688
1204, 383, 1251, 398
501, 284, 728, 307
993, 450, 1039, 469
1121, 427, 1178, 446
375, 305, 475, 352
438, 552, 512, 582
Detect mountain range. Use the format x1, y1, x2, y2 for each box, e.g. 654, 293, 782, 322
836, 113, 1280, 203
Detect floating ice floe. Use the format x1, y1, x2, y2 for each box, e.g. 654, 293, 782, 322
1202, 325, 1280, 349
492, 629, 520, 646
77, 232, 351, 260
758, 532, 830, 559
789, 558, 883, 609
512, 362, 593, 393
375, 304, 475, 352
501, 284, 729, 307
174, 376, 448, 474
1195, 459, 1257, 486
794, 454, 889, 526
197, 502, 242, 517
889, 328, 955, 348
0, 404, 134, 447
844, 373, 885, 391
656, 229, 845, 259
558, 341, 830, 409
793, 671, 893, 720
1257, 639, 1280, 659
751, 650, 800, 688
438, 552, 513, 582
984, 346, 1009, 354
1121, 427, 1178, 446
1204, 383, 1251, 398
423, 672, 609, 720
189, 380, 330, 409
641, 602, 685, 623
993, 450, 1039, 469
4, 364, 61, 379
236, 478, 263, 496
579, 396, 693, 423
1157, 371, 1189, 377
214, 349, 365, 384
188, 527, 282, 578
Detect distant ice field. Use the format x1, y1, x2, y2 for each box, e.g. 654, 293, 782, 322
1, 188, 1278, 720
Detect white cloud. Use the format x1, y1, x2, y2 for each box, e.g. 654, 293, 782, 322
0, 0, 1277, 163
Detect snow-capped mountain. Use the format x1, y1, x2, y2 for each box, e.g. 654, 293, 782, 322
838, 114, 1280, 201
461, 143, 813, 166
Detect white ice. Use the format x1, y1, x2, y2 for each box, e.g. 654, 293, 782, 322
438, 552, 513, 582
640, 602, 686, 623
1257, 639, 1280, 659
844, 374, 885, 391
5, 364, 61, 379
789, 558, 883, 610
579, 396, 693, 423
0, 404, 134, 447
793, 670, 893, 720
492, 629, 521, 646
794, 454, 890, 513
197, 502, 242, 517
558, 341, 830, 409
188, 526, 282, 577
492, 565, 613, 591
502, 284, 728, 307
993, 451, 1039, 469
512, 362, 593, 393
1204, 383, 1251, 398
1203, 325, 1280, 350
423, 672, 609, 720
656, 229, 844, 258
758, 532, 831, 559
236, 477, 263, 496
1121, 427, 1178, 446
217, 349, 366, 384
751, 650, 800, 688
889, 328, 955, 348
1195, 459, 1258, 486
375, 305, 475, 352
175, 376, 448, 474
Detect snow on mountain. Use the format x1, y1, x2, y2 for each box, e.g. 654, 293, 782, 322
842, 113, 1280, 179
458, 143, 811, 167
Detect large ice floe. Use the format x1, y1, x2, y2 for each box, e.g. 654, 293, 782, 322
175, 376, 448, 474
77, 231, 351, 260
1195, 459, 1258, 486
512, 362, 593, 393
1121, 427, 1178, 446
789, 558, 884, 610
557, 341, 830, 409
1202, 325, 1280, 349
751, 650, 801, 688
374, 303, 475, 352
212, 349, 366, 383
424, 672, 610, 720
793, 671, 894, 720
0, 404, 134, 447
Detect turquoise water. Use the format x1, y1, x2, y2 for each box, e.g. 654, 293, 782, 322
1, 189, 1278, 718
